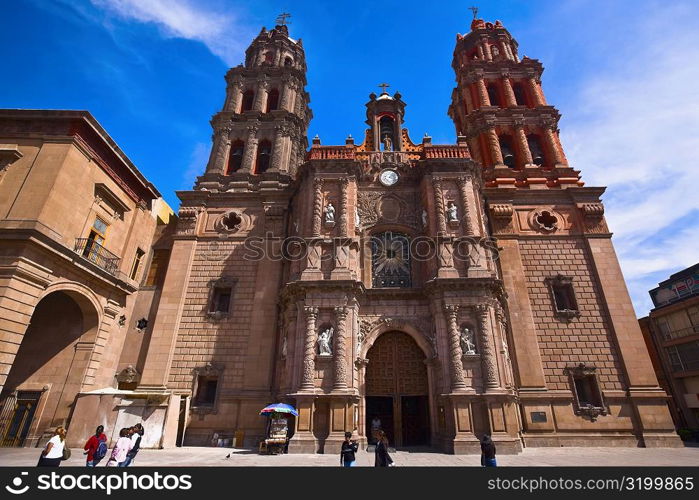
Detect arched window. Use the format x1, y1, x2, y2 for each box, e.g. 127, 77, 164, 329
371, 232, 411, 288
487, 84, 502, 107
499, 135, 516, 168
241, 90, 255, 112
263, 51, 274, 64
527, 134, 546, 167
227, 140, 244, 173
379, 116, 396, 151
284, 56, 293, 67
513, 83, 527, 106
266, 89, 279, 112
255, 140, 272, 173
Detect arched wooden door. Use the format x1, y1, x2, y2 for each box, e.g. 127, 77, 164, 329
365, 331, 430, 447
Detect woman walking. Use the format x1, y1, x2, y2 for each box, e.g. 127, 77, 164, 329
105, 428, 133, 467
480, 434, 497, 467
37, 427, 66, 467
374, 430, 394, 467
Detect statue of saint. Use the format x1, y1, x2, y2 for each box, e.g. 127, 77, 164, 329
382, 135, 393, 152
355, 210, 361, 229
447, 201, 458, 222
460, 326, 476, 355
324, 202, 335, 223
421, 209, 428, 227
281, 336, 287, 358
318, 326, 333, 355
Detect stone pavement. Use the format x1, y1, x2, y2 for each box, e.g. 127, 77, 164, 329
1, 445, 698, 467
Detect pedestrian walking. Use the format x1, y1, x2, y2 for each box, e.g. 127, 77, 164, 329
37, 427, 67, 467
480, 434, 497, 467
121, 423, 144, 467
83, 425, 108, 466
340, 431, 358, 467
374, 430, 394, 467
105, 428, 133, 467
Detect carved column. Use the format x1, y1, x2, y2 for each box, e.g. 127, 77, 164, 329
333, 307, 349, 390
527, 76, 546, 106
432, 177, 447, 235
475, 78, 490, 107
280, 77, 293, 111
339, 178, 349, 236
486, 128, 504, 166
300, 307, 319, 391
445, 305, 467, 391
543, 124, 566, 167
501, 76, 517, 107
457, 176, 475, 235
241, 125, 259, 172
293, 89, 304, 116
481, 38, 492, 61
228, 81, 244, 113
514, 124, 533, 166
312, 178, 323, 236
475, 304, 500, 391
254, 80, 269, 112
270, 125, 287, 172
207, 126, 231, 175
500, 40, 512, 61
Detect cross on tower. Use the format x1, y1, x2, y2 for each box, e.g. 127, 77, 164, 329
378, 82, 390, 94
276, 12, 291, 25
468, 6, 479, 19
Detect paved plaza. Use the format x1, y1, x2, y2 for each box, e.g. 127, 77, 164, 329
1, 445, 698, 467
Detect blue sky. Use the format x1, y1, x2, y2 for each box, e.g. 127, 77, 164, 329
2, 0, 698, 316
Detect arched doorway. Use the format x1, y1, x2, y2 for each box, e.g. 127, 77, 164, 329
0, 290, 99, 446
365, 331, 430, 447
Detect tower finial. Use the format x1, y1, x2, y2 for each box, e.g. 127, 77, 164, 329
378, 82, 390, 94
468, 6, 479, 19
276, 12, 291, 26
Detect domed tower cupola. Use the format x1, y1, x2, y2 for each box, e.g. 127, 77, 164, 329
244, 13, 307, 72
365, 84, 407, 151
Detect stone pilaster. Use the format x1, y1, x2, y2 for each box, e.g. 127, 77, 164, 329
241, 124, 259, 172
445, 305, 467, 391
457, 176, 475, 235
475, 304, 500, 392
432, 177, 447, 235
333, 306, 349, 390
300, 306, 318, 391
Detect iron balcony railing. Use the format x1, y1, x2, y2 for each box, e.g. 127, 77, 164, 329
662, 324, 699, 342
74, 238, 120, 275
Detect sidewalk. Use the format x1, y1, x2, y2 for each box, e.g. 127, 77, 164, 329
1, 445, 698, 467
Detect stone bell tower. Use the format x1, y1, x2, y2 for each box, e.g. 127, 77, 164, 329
199, 20, 311, 187
448, 15, 679, 447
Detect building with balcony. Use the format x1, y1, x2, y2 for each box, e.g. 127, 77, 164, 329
0, 109, 172, 447
639, 263, 699, 432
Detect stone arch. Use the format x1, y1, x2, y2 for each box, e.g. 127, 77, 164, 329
360, 317, 435, 361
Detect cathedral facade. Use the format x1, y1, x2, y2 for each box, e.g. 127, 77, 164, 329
0, 16, 680, 454
135, 18, 678, 453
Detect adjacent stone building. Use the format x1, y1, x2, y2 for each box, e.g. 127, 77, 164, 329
0, 15, 681, 453
639, 264, 699, 432
0, 110, 173, 448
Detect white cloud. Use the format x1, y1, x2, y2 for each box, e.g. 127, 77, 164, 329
90, 0, 252, 65
559, 2, 699, 315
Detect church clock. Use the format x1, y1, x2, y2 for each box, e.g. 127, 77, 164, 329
379, 169, 399, 186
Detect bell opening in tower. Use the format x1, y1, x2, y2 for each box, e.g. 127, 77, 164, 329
379, 116, 395, 151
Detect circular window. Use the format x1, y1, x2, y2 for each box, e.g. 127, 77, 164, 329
219, 212, 243, 233
534, 210, 558, 232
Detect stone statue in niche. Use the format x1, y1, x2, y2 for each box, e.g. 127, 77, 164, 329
281, 336, 287, 358
421, 209, 428, 227
460, 326, 476, 355
324, 202, 335, 223
355, 210, 360, 229
447, 201, 459, 222
491, 45, 500, 58
382, 135, 393, 151
318, 326, 334, 356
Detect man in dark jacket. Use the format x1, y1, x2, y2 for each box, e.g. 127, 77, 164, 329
340, 431, 359, 467
480, 434, 497, 467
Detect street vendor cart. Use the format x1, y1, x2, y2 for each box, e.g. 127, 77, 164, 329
259, 403, 298, 455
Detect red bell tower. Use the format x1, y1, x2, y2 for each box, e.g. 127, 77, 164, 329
448, 16, 581, 189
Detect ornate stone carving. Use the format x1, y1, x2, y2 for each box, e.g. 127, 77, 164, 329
474, 304, 500, 391
318, 325, 333, 356
214, 211, 244, 233
490, 203, 514, 234
580, 203, 609, 234
457, 177, 476, 235
324, 201, 336, 225
116, 365, 140, 385
432, 177, 447, 234
333, 306, 349, 390
444, 305, 467, 391
312, 178, 323, 236
460, 326, 477, 355
300, 307, 319, 390
356, 192, 420, 230
531, 209, 559, 232
177, 206, 202, 235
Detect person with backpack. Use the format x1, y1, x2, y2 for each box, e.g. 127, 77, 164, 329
480, 434, 497, 467
83, 425, 108, 467
120, 423, 144, 467
340, 431, 358, 467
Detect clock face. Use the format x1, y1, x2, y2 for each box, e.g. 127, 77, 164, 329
380, 169, 399, 186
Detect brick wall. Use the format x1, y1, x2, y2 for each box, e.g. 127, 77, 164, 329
518, 238, 625, 391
